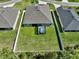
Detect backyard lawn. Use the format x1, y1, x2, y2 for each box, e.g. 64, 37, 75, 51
61, 32, 79, 47
0, 30, 16, 50
15, 25, 59, 52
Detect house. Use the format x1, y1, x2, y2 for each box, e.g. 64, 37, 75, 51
23, 4, 53, 34
0, 7, 20, 30
57, 6, 79, 32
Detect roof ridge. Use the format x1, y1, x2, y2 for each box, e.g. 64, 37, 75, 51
38, 5, 53, 23
39, 10, 52, 23
70, 9, 79, 21
65, 19, 74, 29
33, 5, 52, 23
65, 9, 79, 29
25, 6, 36, 19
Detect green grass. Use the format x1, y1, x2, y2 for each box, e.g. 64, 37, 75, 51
68, 0, 79, 2
0, 0, 10, 2
0, 30, 16, 50
61, 32, 79, 47
16, 25, 59, 52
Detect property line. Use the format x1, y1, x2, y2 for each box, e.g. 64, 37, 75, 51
0, 0, 21, 7
13, 10, 25, 52
52, 11, 64, 50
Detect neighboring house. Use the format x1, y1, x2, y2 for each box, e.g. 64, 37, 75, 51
0, 7, 20, 30
23, 4, 53, 34
57, 6, 79, 32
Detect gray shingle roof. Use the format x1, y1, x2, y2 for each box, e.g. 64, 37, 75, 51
57, 7, 79, 31
23, 4, 53, 25
0, 7, 19, 30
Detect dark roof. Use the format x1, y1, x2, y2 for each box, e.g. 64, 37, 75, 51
23, 4, 53, 25
0, 7, 19, 30
57, 6, 79, 31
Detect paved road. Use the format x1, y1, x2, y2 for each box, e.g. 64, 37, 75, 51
41, 0, 79, 7
0, 0, 21, 7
